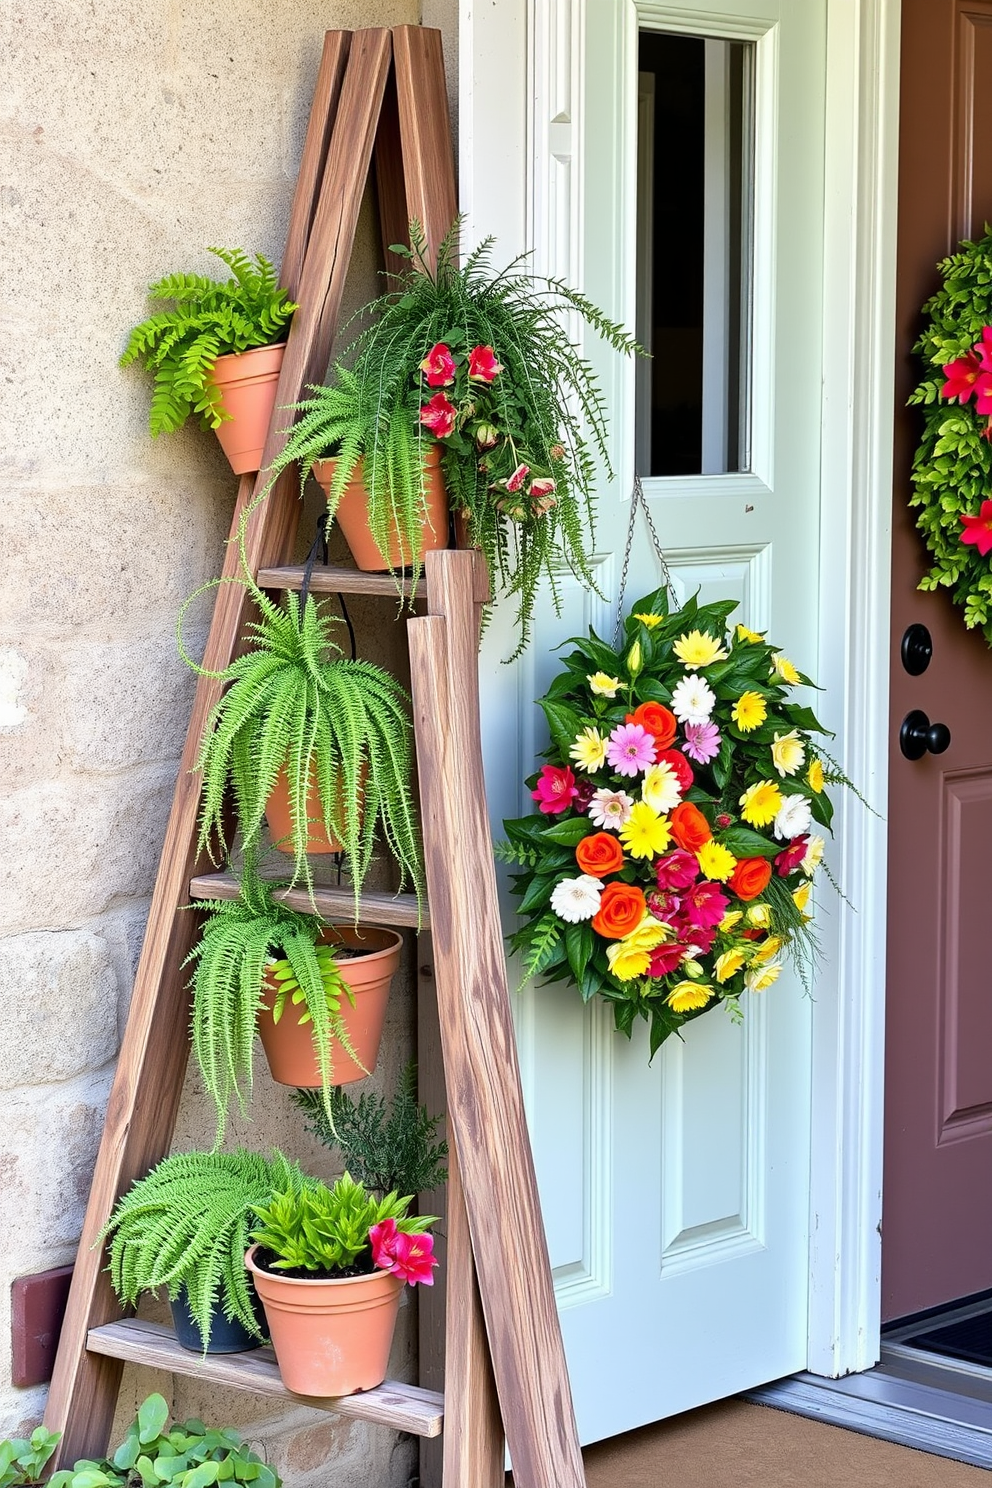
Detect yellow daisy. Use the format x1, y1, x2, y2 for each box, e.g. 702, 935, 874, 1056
802, 835, 825, 876
807, 758, 824, 793
745, 963, 782, 992
641, 761, 682, 814
672, 630, 728, 667
619, 802, 672, 860
696, 840, 738, 882
732, 691, 767, 732
736, 623, 764, 644
606, 914, 670, 981
771, 729, 805, 778
714, 948, 747, 983
793, 881, 811, 913
569, 726, 607, 772
772, 653, 801, 685
719, 909, 744, 934
668, 981, 715, 1013
588, 671, 621, 698
752, 935, 784, 965
739, 780, 782, 826
747, 903, 773, 929
633, 612, 663, 628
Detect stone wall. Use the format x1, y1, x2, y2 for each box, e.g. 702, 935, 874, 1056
0, 2, 456, 1483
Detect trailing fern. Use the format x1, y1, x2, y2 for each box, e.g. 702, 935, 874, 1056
102, 1149, 304, 1350
120, 247, 296, 435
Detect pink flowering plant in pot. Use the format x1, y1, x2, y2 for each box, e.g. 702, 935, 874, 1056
266, 221, 640, 656
497, 587, 857, 1055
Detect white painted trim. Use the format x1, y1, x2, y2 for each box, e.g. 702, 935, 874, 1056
805, 0, 900, 1378
459, 0, 899, 1384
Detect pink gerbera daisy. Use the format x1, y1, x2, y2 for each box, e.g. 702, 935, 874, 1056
606, 723, 656, 777
682, 720, 721, 765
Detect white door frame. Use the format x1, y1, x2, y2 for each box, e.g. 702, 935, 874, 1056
458, 0, 900, 1380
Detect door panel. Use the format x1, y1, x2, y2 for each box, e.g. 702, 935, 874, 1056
883, 0, 992, 1321
478, 0, 828, 1444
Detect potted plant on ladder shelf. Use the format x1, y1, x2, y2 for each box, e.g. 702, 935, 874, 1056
120, 247, 297, 474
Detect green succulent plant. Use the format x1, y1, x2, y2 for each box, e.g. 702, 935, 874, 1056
184, 869, 359, 1144
102, 1150, 303, 1350
178, 581, 423, 911
0, 1427, 61, 1487
250, 1171, 431, 1276
120, 247, 297, 436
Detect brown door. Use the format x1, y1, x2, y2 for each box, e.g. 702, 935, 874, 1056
884, 0, 992, 1321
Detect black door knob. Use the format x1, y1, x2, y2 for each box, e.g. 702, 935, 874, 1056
900, 623, 933, 675
900, 709, 951, 760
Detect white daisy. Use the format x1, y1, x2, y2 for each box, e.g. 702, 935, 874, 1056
773, 793, 813, 841
588, 788, 635, 830
640, 761, 682, 814
802, 834, 825, 876
550, 874, 603, 924
671, 672, 716, 726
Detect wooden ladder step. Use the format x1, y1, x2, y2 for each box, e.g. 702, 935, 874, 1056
86, 1321, 443, 1438
189, 870, 426, 929
258, 564, 419, 599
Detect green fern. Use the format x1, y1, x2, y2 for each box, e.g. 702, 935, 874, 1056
263, 218, 641, 646
292, 1064, 448, 1198
102, 1149, 303, 1350
120, 247, 297, 435
178, 582, 423, 913
184, 869, 363, 1143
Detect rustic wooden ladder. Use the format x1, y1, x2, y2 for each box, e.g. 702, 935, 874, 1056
43, 26, 585, 1488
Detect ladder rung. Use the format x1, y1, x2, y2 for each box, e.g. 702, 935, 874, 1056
86, 1321, 443, 1438
258, 565, 419, 599
188, 870, 426, 929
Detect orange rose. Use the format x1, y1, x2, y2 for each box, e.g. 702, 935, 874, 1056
625, 701, 677, 751
728, 856, 772, 901
591, 882, 646, 939
669, 801, 712, 853
575, 832, 625, 878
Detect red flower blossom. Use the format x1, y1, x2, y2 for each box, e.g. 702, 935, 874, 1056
468, 344, 503, 382
942, 350, 983, 403
976, 326, 992, 373
960, 499, 992, 557
506, 463, 530, 492
419, 343, 456, 387
682, 880, 729, 930
529, 477, 557, 497
976, 374, 992, 417
774, 835, 809, 876
655, 849, 699, 892
655, 748, 694, 793
420, 392, 457, 438
531, 764, 579, 815
646, 943, 686, 978
369, 1219, 437, 1286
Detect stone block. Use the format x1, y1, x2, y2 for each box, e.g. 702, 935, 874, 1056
0, 929, 119, 1091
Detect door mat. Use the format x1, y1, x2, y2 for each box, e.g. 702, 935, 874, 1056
905, 1309, 992, 1368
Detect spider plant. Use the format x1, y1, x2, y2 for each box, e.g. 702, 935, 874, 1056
265, 219, 641, 654
178, 579, 423, 911
185, 869, 360, 1144
102, 1149, 304, 1350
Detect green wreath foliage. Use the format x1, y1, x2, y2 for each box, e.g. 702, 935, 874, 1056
908, 227, 992, 639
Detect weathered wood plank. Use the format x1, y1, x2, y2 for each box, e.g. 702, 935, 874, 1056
188, 871, 425, 929
86, 1321, 443, 1437
258, 564, 418, 598
407, 550, 584, 1488
281, 31, 351, 294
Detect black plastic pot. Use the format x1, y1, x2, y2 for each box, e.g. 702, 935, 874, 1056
169, 1283, 266, 1354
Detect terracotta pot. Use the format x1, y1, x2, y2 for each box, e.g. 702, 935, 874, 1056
245, 1245, 403, 1396
264, 762, 364, 857
311, 444, 449, 572
257, 924, 401, 1087
208, 342, 285, 475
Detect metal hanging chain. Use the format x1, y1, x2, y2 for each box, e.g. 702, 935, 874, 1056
613, 474, 675, 646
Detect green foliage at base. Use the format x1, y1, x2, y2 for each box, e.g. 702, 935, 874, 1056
0, 1427, 61, 1486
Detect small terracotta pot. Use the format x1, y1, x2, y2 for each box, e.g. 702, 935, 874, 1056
257, 924, 401, 1087
312, 444, 449, 572
245, 1245, 403, 1396
209, 342, 285, 475
264, 763, 365, 857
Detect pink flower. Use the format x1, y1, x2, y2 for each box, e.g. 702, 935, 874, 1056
682, 880, 729, 930
655, 849, 700, 891
960, 499, 992, 556
419, 342, 456, 387
647, 889, 681, 925
369, 1221, 438, 1287
775, 835, 809, 876
976, 326, 992, 373
505, 464, 530, 492
531, 764, 579, 814
682, 721, 721, 765
942, 350, 983, 403
976, 374, 992, 417
529, 477, 556, 496
606, 723, 657, 777
468, 344, 503, 382
646, 943, 686, 978
420, 392, 457, 438
679, 923, 717, 957
716, 813, 733, 829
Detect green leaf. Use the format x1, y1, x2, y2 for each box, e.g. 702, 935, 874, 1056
719, 826, 778, 859
564, 921, 594, 983
138, 1397, 170, 1447
540, 816, 592, 846
538, 699, 589, 759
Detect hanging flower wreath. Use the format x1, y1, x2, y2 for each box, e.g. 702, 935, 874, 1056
497, 590, 849, 1055
909, 228, 992, 641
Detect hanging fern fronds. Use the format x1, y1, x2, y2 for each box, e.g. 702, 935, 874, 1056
102, 1149, 304, 1350
120, 247, 297, 435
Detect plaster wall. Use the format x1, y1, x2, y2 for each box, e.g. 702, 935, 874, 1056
0, 3, 456, 1484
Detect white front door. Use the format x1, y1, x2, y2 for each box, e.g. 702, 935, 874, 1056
465, 0, 833, 1446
